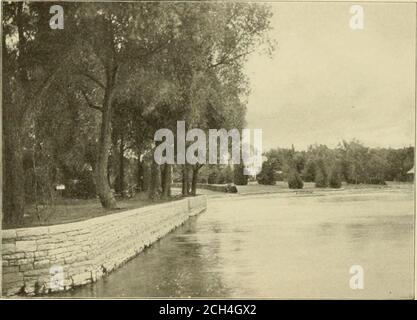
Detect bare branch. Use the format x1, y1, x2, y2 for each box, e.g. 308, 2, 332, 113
209, 49, 254, 69
127, 33, 174, 64
80, 89, 103, 112
78, 72, 106, 89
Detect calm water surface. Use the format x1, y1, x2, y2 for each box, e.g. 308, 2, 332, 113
57, 189, 414, 299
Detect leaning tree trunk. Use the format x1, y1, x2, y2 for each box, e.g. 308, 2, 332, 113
95, 87, 117, 209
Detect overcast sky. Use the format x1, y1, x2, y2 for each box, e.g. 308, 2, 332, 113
244, 2, 416, 151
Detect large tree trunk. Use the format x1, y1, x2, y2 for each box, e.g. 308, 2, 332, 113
2, 3, 27, 226
2, 121, 25, 226
161, 164, 172, 199
118, 133, 125, 196
182, 164, 190, 196
142, 161, 150, 192
148, 160, 160, 200
95, 84, 117, 209
191, 165, 200, 196
161, 164, 166, 195
136, 151, 143, 192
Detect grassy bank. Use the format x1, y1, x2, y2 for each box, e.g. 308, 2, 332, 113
5, 193, 183, 229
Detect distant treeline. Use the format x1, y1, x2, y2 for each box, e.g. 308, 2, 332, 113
256, 140, 414, 188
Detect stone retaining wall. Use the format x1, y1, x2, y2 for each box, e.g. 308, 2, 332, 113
1, 196, 207, 296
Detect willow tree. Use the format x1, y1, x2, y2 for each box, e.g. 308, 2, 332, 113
172, 2, 275, 195
2, 2, 79, 225
65, 2, 180, 208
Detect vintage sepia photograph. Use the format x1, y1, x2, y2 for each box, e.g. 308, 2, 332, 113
1, 1, 416, 301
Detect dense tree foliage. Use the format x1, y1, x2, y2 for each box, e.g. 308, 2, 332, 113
233, 164, 249, 185
287, 169, 303, 189
2, 2, 274, 226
